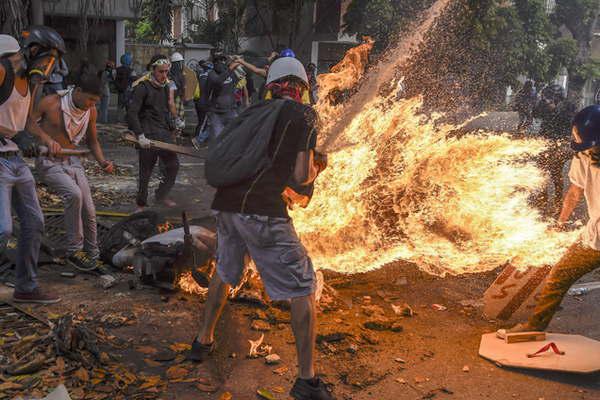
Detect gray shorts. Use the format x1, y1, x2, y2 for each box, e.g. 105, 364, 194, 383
214, 211, 316, 301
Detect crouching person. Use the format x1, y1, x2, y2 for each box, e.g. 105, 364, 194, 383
512, 105, 600, 332
190, 57, 333, 400
32, 74, 114, 267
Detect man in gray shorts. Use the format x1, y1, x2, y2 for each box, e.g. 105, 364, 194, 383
190, 57, 332, 400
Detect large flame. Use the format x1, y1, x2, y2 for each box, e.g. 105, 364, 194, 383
291, 5, 580, 276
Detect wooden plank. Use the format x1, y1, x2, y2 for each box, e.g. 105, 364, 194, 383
122, 133, 202, 158
483, 264, 552, 322
496, 329, 546, 344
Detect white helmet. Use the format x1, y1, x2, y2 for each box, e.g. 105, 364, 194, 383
266, 57, 308, 87
171, 52, 184, 62
0, 35, 20, 57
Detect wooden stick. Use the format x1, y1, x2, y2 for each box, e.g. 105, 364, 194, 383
122, 132, 202, 158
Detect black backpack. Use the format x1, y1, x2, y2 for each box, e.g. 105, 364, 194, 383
205, 99, 286, 188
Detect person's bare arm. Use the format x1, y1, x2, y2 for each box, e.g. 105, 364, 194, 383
86, 107, 113, 173
558, 184, 584, 224
234, 59, 266, 78
293, 150, 321, 186
25, 95, 62, 154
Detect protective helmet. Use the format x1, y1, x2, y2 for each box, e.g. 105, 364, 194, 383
571, 105, 600, 151
171, 52, 184, 62
279, 48, 296, 58
0, 35, 20, 57
21, 26, 66, 54
266, 56, 308, 87
120, 52, 132, 66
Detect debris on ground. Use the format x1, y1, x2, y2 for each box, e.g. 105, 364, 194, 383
432, 304, 447, 311
264, 354, 281, 365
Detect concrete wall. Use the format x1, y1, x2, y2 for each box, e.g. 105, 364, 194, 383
125, 43, 212, 74
43, 0, 138, 19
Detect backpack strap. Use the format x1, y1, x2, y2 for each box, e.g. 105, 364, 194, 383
0, 58, 15, 106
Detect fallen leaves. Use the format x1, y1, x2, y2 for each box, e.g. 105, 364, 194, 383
219, 392, 233, 400
169, 342, 191, 352
74, 367, 90, 382
166, 365, 190, 380
136, 345, 158, 355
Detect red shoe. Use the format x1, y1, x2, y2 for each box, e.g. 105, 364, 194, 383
13, 288, 61, 304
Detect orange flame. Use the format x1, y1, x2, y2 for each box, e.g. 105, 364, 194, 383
157, 222, 174, 233
292, 38, 579, 276
177, 271, 207, 295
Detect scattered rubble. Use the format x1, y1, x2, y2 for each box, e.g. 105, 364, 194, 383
264, 354, 281, 365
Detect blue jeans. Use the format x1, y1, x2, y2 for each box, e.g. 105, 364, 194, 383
0, 156, 44, 293
99, 95, 110, 123
208, 110, 238, 141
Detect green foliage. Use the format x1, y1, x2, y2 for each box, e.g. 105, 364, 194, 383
343, 0, 435, 50
399, 0, 599, 112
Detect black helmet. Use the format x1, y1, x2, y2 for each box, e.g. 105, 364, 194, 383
572, 105, 600, 151
22, 26, 66, 55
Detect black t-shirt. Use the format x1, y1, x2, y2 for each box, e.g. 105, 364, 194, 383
208, 70, 238, 113
211, 100, 318, 217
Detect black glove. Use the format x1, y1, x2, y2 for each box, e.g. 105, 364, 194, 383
11, 131, 40, 157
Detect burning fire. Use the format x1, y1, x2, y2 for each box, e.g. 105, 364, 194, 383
290, 21, 580, 276
157, 221, 174, 233
177, 271, 208, 295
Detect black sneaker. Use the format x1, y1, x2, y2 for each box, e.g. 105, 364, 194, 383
187, 337, 215, 362
290, 377, 335, 400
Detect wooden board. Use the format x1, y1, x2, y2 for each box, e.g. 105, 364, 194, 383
496, 330, 546, 344
483, 264, 552, 322
479, 333, 600, 374
122, 133, 202, 158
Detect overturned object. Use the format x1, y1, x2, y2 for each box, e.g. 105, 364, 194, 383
479, 333, 600, 374
106, 212, 216, 289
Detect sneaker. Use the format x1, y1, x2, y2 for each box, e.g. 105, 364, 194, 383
13, 287, 61, 304
187, 337, 215, 362
191, 137, 202, 151
69, 250, 98, 271
290, 377, 335, 400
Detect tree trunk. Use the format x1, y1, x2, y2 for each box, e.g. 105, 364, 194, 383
0, 0, 29, 37
31, 0, 43, 25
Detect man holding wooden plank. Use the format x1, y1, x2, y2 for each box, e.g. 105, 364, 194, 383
127, 54, 179, 212
32, 74, 114, 269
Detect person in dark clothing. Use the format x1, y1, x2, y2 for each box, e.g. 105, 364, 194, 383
115, 53, 134, 117
533, 84, 577, 217
206, 55, 240, 140
127, 54, 179, 212
191, 57, 334, 400
191, 60, 213, 149
513, 80, 536, 131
